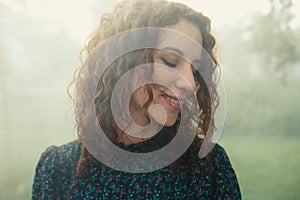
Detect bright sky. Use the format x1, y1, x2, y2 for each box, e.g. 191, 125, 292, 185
1, 0, 300, 43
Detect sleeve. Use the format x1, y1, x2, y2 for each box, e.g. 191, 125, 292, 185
212, 144, 242, 200
31, 145, 61, 200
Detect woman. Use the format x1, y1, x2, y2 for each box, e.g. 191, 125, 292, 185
32, 0, 241, 199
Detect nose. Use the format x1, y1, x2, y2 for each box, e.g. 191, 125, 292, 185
175, 60, 196, 92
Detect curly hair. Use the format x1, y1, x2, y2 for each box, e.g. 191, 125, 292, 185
69, 0, 219, 178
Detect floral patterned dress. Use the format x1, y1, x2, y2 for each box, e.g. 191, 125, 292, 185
32, 139, 241, 199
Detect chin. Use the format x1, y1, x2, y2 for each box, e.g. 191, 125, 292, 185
161, 118, 178, 127
149, 104, 179, 127
151, 115, 177, 127
164, 123, 176, 127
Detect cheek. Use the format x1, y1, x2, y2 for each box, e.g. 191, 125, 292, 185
152, 65, 175, 86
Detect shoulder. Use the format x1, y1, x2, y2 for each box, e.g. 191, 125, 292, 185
188, 142, 241, 198
37, 140, 81, 168
209, 143, 242, 198
189, 142, 236, 176
194, 142, 233, 168
32, 140, 81, 199
210, 143, 233, 168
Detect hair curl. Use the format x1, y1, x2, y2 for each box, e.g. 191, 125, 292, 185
69, 0, 219, 178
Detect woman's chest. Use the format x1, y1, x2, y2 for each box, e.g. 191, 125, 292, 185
68, 166, 214, 199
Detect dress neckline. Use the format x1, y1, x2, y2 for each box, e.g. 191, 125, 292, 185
112, 129, 172, 153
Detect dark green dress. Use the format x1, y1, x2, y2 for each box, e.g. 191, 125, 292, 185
32, 139, 241, 199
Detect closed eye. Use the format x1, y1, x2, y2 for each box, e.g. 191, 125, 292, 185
160, 57, 176, 68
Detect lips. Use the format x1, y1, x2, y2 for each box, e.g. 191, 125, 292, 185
160, 93, 185, 110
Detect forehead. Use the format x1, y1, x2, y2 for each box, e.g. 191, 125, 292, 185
156, 20, 203, 61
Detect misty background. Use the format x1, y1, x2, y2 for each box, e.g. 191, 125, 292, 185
0, 0, 299, 199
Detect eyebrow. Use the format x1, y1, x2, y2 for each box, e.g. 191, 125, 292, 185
162, 47, 184, 56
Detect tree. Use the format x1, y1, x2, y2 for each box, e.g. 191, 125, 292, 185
247, 0, 298, 80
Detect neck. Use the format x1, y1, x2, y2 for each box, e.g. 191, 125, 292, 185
115, 123, 160, 146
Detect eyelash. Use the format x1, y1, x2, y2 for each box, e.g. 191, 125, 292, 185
161, 57, 176, 68
160, 57, 199, 78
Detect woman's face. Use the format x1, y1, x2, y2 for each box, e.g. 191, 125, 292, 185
130, 20, 203, 127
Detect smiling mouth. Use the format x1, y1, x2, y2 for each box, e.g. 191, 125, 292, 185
160, 93, 185, 110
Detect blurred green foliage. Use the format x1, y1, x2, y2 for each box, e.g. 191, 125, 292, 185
223, 78, 300, 137
245, 0, 299, 80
